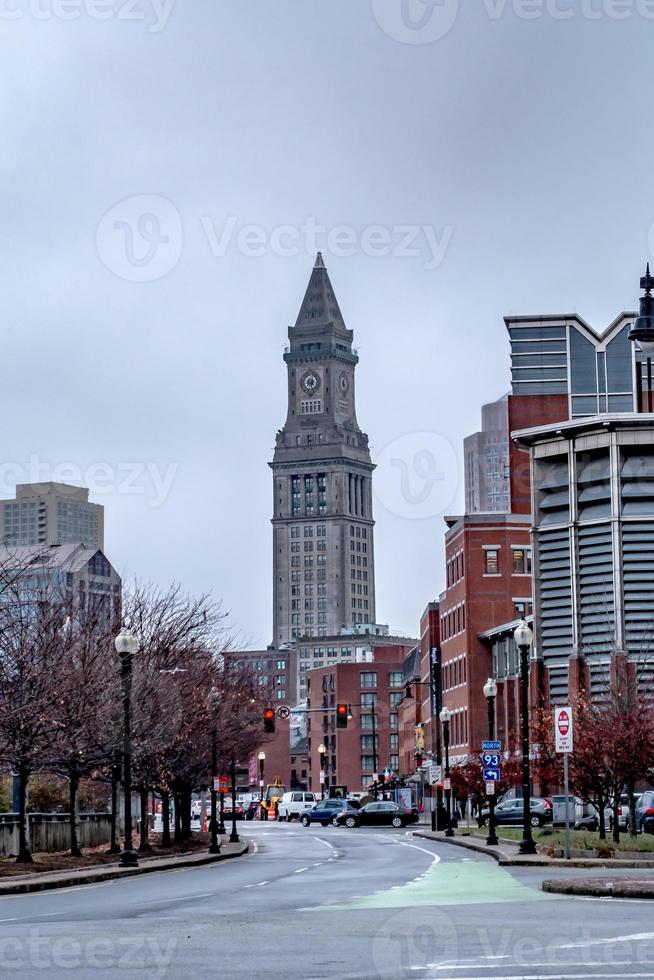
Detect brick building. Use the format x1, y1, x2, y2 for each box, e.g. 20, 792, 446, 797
305, 644, 415, 794
438, 515, 533, 759
436, 300, 644, 760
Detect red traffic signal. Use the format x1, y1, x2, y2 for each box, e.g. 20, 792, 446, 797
336, 704, 348, 729
263, 708, 275, 733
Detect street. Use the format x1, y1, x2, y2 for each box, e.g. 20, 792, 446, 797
1, 824, 654, 978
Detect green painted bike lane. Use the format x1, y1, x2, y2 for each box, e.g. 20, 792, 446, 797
323, 852, 558, 910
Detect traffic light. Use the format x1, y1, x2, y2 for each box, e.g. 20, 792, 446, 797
263, 708, 275, 733
336, 703, 348, 729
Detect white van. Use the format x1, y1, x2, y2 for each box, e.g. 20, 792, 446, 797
277, 791, 320, 821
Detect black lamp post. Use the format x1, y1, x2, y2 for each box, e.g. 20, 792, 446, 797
404, 680, 447, 832
440, 706, 454, 837
483, 677, 499, 846
207, 689, 221, 853
258, 751, 266, 818
115, 626, 139, 868
318, 744, 326, 799
514, 619, 537, 855
229, 757, 240, 843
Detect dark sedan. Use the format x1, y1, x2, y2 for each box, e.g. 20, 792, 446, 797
300, 799, 358, 827
335, 801, 418, 829
635, 791, 654, 833
478, 797, 552, 828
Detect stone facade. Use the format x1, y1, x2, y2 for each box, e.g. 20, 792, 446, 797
270, 254, 376, 646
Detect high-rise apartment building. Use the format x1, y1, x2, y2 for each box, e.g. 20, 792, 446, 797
464, 394, 510, 513
0, 483, 104, 550
270, 253, 376, 645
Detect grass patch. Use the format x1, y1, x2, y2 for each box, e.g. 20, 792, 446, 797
463, 827, 654, 852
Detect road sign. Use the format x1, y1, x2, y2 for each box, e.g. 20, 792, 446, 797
485, 782, 496, 796
214, 776, 230, 793
319, 770, 325, 783
482, 740, 501, 752
483, 768, 500, 781
481, 752, 501, 768
276, 705, 290, 720
443, 778, 451, 791
428, 764, 442, 784
555, 706, 573, 753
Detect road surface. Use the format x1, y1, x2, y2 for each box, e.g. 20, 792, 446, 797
1, 822, 654, 978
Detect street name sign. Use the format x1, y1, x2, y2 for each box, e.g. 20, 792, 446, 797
482, 740, 501, 752
555, 706, 573, 753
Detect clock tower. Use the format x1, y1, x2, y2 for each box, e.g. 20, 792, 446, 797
271, 253, 376, 646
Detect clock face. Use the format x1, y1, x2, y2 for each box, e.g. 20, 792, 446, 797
339, 373, 349, 394
302, 372, 320, 394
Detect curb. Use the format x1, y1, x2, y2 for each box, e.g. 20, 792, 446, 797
543, 878, 654, 899
0, 843, 250, 896
413, 831, 502, 863
412, 832, 654, 869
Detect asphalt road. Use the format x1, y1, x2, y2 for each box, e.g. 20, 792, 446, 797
1, 822, 654, 979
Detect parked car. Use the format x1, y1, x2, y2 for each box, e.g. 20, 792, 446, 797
635, 791, 654, 834
335, 801, 418, 829
300, 799, 358, 827
611, 794, 642, 832
244, 799, 260, 821
478, 797, 552, 828
223, 798, 244, 820
277, 791, 320, 821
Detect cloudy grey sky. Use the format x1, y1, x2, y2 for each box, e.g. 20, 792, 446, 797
1, 0, 652, 645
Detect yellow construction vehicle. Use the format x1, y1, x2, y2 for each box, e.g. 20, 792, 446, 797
260, 778, 286, 818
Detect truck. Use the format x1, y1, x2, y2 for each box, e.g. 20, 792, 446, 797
260, 778, 286, 818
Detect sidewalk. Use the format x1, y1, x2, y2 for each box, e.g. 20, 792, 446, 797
413, 830, 654, 869
0, 839, 250, 896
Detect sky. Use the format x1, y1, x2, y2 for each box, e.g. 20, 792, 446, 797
1, 0, 653, 647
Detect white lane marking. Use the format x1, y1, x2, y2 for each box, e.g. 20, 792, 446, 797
243, 881, 269, 888
424, 975, 654, 980
143, 892, 214, 907
313, 837, 336, 851
294, 867, 309, 874
559, 931, 654, 949
312, 863, 322, 867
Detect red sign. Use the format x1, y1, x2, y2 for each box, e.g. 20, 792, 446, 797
557, 710, 570, 736
554, 706, 573, 753
214, 776, 230, 794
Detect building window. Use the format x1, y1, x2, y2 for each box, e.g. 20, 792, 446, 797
389, 692, 403, 708
484, 549, 499, 575
390, 734, 399, 750
360, 735, 377, 750
360, 756, 376, 771
360, 671, 377, 689
389, 712, 398, 732
512, 548, 532, 575
361, 693, 377, 707
388, 671, 403, 688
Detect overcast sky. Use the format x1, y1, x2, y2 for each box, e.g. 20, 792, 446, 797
1, 0, 652, 646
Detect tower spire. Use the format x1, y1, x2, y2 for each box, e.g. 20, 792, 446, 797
293, 254, 347, 332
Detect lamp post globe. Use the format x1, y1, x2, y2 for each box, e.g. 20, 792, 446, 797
513, 620, 533, 650
318, 744, 326, 798
115, 626, 139, 868
483, 677, 497, 700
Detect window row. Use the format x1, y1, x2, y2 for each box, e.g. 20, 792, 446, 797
442, 656, 467, 692
441, 603, 465, 642
483, 546, 532, 576
446, 550, 464, 587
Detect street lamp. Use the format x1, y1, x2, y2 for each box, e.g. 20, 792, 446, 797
439, 706, 454, 838
483, 677, 499, 847
208, 690, 221, 854
318, 743, 326, 798
258, 751, 266, 818
115, 626, 139, 868
514, 619, 537, 855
